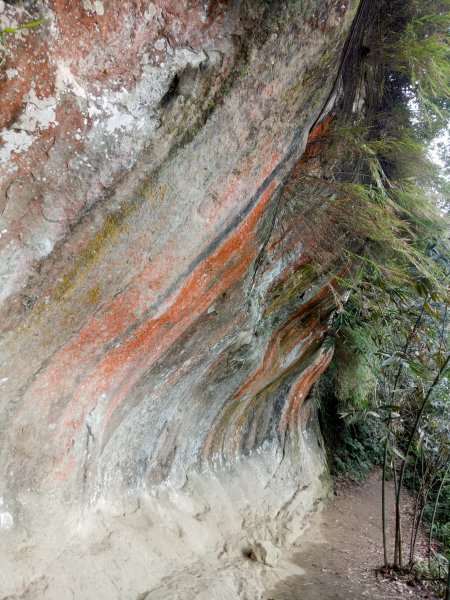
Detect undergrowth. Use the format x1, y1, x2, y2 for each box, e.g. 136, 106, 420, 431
318, 355, 385, 480
308, 0, 449, 573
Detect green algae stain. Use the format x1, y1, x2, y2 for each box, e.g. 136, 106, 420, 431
145, 184, 169, 208
8, 180, 171, 347
85, 285, 102, 305
51, 205, 133, 304
48, 181, 170, 306
264, 263, 319, 317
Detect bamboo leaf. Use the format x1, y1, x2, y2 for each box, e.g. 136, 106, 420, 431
424, 302, 441, 320
381, 355, 401, 367
406, 360, 432, 379
393, 446, 406, 460
367, 411, 381, 418
18, 19, 46, 30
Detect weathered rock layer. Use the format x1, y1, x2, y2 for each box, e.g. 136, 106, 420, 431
0, 1, 360, 597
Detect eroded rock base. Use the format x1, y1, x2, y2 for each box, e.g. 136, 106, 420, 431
2, 403, 327, 599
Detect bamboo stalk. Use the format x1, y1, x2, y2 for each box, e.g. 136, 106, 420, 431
393, 354, 450, 568
382, 434, 389, 567
428, 462, 450, 573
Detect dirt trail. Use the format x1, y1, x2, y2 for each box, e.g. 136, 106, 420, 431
262, 470, 439, 600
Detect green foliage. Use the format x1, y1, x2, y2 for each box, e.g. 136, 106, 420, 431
382, 0, 450, 134
333, 321, 378, 412
317, 317, 386, 480
318, 355, 386, 480
0, 18, 45, 66
403, 389, 450, 556
0, 20, 45, 36
311, 0, 450, 572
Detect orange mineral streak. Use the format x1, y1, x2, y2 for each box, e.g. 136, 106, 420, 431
20, 153, 280, 433
21, 287, 143, 421
229, 317, 327, 454
202, 286, 334, 460
279, 346, 333, 434
292, 114, 333, 176
0, 29, 54, 132
234, 285, 331, 401
51, 179, 278, 479
308, 115, 334, 142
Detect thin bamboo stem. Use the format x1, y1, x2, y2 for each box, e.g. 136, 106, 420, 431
428, 462, 450, 572
382, 434, 389, 567
393, 354, 450, 568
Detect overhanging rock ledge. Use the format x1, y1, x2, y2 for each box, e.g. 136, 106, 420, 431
0, 1, 359, 597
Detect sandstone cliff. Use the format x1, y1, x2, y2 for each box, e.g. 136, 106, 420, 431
0, 1, 366, 597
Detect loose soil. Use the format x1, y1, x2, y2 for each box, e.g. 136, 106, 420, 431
263, 470, 441, 600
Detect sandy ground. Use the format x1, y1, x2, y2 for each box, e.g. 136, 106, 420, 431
1, 441, 326, 600
2, 460, 443, 599
261, 470, 440, 600
132, 469, 441, 599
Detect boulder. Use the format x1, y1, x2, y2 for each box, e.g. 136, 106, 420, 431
252, 540, 280, 568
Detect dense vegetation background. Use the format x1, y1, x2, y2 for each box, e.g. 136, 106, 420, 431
309, 0, 450, 583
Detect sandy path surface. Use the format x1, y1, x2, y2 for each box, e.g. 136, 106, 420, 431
262, 471, 439, 600
3, 467, 442, 599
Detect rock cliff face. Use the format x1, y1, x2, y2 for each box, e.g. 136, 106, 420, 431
0, 1, 360, 597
